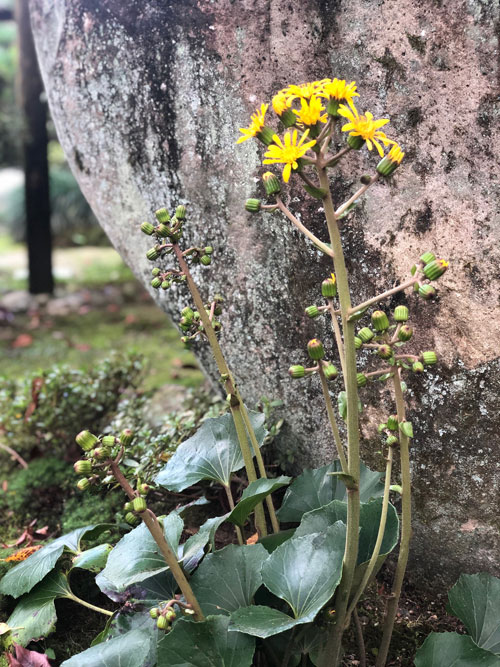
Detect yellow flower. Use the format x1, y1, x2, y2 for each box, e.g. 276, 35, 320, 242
237, 103, 269, 144
285, 80, 326, 103
386, 143, 405, 164
292, 95, 328, 126
321, 78, 359, 104
338, 103, 395, 156
263, 129, 316, 182
272, 91, 289, 116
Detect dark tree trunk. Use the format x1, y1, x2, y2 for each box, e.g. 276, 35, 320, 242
16, 0, 53, 294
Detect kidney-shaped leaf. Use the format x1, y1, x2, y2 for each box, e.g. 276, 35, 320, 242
62, 626, 156, 667
8, 571, 72, 646
227, 477, 292, 528
277, 461, 384, 523
155, 412, 266, 491
414, 633, 500, 666
96, 514, 183, 593
190, 544, 268, 616
0, 524, 106, 598
448, 573, 500, 655
157, 616, 255, 667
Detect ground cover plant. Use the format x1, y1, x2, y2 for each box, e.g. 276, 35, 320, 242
1, 77, 495, 666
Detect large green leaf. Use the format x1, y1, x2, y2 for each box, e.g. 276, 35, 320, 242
227, 477, 292, 527
62, 626, 156, 667
157, 616, 255, 667
190, 544, 268, 616
277, 461, 383, 523
231, 523, 346, 638
448, 574, 500, 655
96, 514, 183, 593
155, 412, 266, 491
7, 571, 72, 646
72, 544, 113, 573
295, 498, 399, 565
414, 633, 500, 666
0, 524, 107, 598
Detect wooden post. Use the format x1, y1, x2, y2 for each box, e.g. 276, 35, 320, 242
16, 0, 53, 294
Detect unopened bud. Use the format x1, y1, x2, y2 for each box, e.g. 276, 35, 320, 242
133, 497, 147, 512
151, 268, 161, 276
288, 365, 305, 379
149, 608, 159, 619
307, 339, 325, 360
386, 435, 399, 447
393, 305, 409, 322
305, 305, 320, 319
120, 429, 134, 446
138, 483, 150, 495
156, 223, 171, 238
125, 512, 140, 526
423, 259, 448, 281
175, 205, 187, 220
161, 281, 171, 290
204, 246, 213, 255
76, 430, 98, 451
200, 255, 212, 266
371, 310, 389, 332
387, 415, 399, 431
321, 276, 337, 298
358, 327, 374, 343
140, 222, 155, 236
323, 364, 338, 381
151, 277, 162, 289
354, 336, 363, 349
245, 198, 261, 213
74, 460, 92, 476
146, 247, 160, 261
155, 208, 171, 224
165, 610, 176, 621
421, 351, 437, 365
262, 171, 281, 196
77, 478, 90, 491
420, 251, 435, 265
398, 325, 413, 342
377, 344, 393, 359
412, 361, 424, 373
356, 373, 367, 388
157, 615, 168, 630
101, 435, 116, 448
419, 284, 436, 300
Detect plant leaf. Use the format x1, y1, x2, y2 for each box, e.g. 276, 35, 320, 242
190, 544, 268, 616
227, 477, 291, 527
61, 626, 156, 667
7, 571, 72, 646
72, 544, 113, 573
96, 514, 183, 593
399, 421, 414, 438
155, 412, 266, 491
258, 529, 296, 554
447, 573, 500, 655
414, 633, 500, 666
230, 605, 302, 639
277, 462, 383, 523
157, 616, 255, 667
0, 525, 106, 598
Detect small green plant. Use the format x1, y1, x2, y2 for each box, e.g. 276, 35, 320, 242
0, 77, 454, 666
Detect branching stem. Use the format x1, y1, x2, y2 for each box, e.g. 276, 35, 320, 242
318, 364, 348, 472
275, 197, 334, 258
335, 173, 379, 218
350, 277, 418, 314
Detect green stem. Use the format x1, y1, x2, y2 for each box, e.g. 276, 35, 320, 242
349, 277, 418, 314
173, 244, 268, 537
276, 198, 334, 258
109, 459, 205, 621
65, 593, 114, 617
345, 446, 394, 621
376, 368, 412, 666
317, 166, 360, 667
327, 301, 346, 379
335, 174, 379, 217
224, 482, 244, 545
318, 363, 348, 472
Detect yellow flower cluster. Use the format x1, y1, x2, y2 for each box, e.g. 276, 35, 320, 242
237, 77, 404, 182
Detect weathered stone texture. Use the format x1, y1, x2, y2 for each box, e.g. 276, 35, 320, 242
30, 0, 500, 587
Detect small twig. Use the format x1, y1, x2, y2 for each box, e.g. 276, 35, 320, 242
276, 197, 334, 258
365, 368, 393, 378
353, 609, 367, 667
335, 173, 379, 218
0, 442, 28, 469
349, 277, 418, 314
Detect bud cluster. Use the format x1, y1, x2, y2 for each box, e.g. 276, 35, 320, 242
149, 598, 195, 632
178, 297, 224, 348
141, 206, 189, 289
411, 251, 449, 301
289, 338, 338, 383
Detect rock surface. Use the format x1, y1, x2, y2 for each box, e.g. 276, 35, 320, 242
30, 0, 500, 588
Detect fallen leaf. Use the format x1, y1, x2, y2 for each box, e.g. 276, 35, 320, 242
7, 644, 51, 666
12, 334, 33, 348
246, 532, 259, 545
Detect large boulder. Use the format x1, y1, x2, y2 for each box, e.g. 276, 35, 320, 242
30, 0, 500, 587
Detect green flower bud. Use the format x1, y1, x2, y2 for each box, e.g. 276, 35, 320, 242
151, 277, 162, 289
124, 501, 133, 511
305, 305, 320, 319
371, 310, 389, 332
360, 174, 372, 185
262, 171, 281, 196
75, 430, 99, 451
347, 134, 365, 150
323, 364, 338, 381
419, 284, 437, 300
155, 208, 170, 223
204, 246, 213, 255
156, 223, 171, 238
256, 126, 276, 146
181, 307, 194, 320
245, 198, 261, 213
412, 361, 424, 373
200, 255, 212, 266
161, 281, 171, 290
157, 615, 168, 630
377, 344, 393, 359
378, 423, 387, 433
356, 373, 367, 387
77, 478, 90, 491
120, 429, 134, 446
140, 221, 155, 236
358, 327, 374, 343
387, 415, 399, 431
393, 305, 409, 322
321, 276, 337, 298
175, 205, 187, 220
420, 251, 436, 265
133, 497, 147, 512
149, 608, 159, 619
101, 435, 116, 447
386, 435, 399, 447
354, 336, 363, 349
151, 267, 161, 276
307, 338, 325, 360
398, 325, 413, 342
138, 483, 150, 495
125, 512, 140, 526
146, 246, 160, 261
421, 351, 438, 365
74, 460, 92, 476
165, 610, 176, 621
288, 365, 305, 379
423, 259, 449, 281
